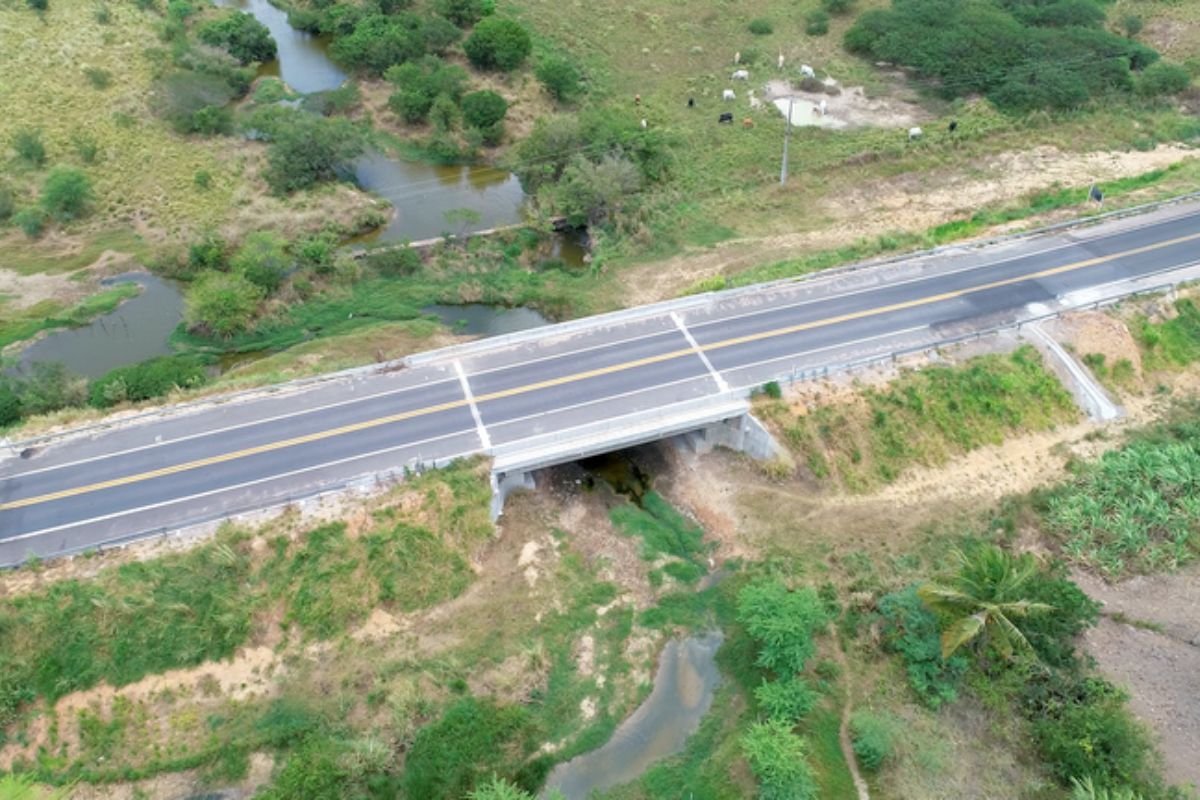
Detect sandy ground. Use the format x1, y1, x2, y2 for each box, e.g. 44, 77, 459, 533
623, 145, 1198, 306
1074, 564, 1200, 791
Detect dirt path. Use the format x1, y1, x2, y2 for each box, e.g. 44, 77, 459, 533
829, 629, 871, 800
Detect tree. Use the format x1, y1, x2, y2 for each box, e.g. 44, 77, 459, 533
917, 544, 1053, 660
461, 90, 507, 129
231, 231, 290, 292
256, 110, 363, 194
1136, 61, 1192, 97
464, 17, 531, 71
421, 15, 462, 54
0, 382, 21, 428
386, 57, 468, 123
535, 56, 582, 102
198, 10, 276, 64
331, 13, 425, 75
185, 270, 265, 338
435, 0, 485, 27
40, 167, 93, 222
740, 719, 818, 800
558, 154, 641, 226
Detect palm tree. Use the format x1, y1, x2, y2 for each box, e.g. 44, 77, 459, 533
917, 544, 1053, 660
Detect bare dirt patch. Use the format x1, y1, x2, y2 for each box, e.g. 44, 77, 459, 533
763, 79, 930, 130
622, 145, 1197, 305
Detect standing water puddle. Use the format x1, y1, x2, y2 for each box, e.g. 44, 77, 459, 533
421, 303, 549, 336
15, 273, 183, 379
542, 631, 724, 799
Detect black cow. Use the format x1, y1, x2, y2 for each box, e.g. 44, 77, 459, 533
948, 120, 958, 133
688, 97, 695, 108
718, 112, 734, 123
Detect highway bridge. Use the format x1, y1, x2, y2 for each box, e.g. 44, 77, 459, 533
3, 199, 1200, 565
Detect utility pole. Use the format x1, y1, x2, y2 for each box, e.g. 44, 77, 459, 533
780, 96, 794, 186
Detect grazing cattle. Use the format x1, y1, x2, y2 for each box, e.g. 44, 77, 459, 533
748, 89, 763, 110
634, 94, 641, 105
722, 88, 736, 101
908, 126, 923, 140
800, 64, 815, 79
687, 97, 695, 108
818, 98, 827, 116
640, 118, 648, 129
948, 120, 958, 133
718, 112, 734, 123
732, 69, 750, 80
742, 117, 754, 128
734, 51, 741, 64
778, 52, 785, 70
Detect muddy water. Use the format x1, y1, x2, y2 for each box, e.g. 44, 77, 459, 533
15, 274, 183, 379
422, 303, 549, 336
212, 0, 345, 94
541, 632, 723, 799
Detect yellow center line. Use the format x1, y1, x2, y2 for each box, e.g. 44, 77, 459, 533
4, 228, 1198, 512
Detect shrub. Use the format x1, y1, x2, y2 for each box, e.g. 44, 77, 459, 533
748, 17, 773, 35
421, 15, 462, 54
386, 57, 468, 123
461, 90, 508, 130
849, 711, 894, 771
331, 13, 425, 75
805, 9, 829, 36
26, 0, 47, 11
151, 70, 239, 135
536, 55, 583, 102
434, 0, 485, 27
0, 184, 14, 222
40, 167, 93, 222
429, 93, 460, 132
72, 133, 100, 164
740, 719, 818, 800
303, 83, 362, 116
185, 270, 265, 338
737, 580, 829, 675
877, 586, 967, 708
253, 108, 363, 194
84, 67, 112, 89
821, 0, 853, 14
401, 697, 531, 799
13, 362, 87, 416
295, 232, 339, 271
0, 383, 21, 427
13, 128, 46, 166
231, 231, 290, 293
365, 245, 422, 276
89, 355, 208, 408
1136, 61, 1192, 97
14, 208, 48, 239
464, 17, 531, 72
199, 10, 277, 64
193, 169, 212, 189
1122, 14, 1143, 38
94, 4, 111, 23
188, 233, 227, 273
558, 153, 640, 225
754, 677, 819, 722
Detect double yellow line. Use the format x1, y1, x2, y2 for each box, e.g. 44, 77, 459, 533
3, 228, 1198, 512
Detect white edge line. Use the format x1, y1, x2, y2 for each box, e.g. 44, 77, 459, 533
2, 430, 482, 543
455, 360, 491, 450
722, 325, 931, 386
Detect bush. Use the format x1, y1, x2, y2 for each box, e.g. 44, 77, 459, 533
331, 13, 425, 75
740, 719, 818, 800
748, 17, 773, 35
365, 245, 422, 276
461, 90, 508, 130
1136, 61, 1192, 97
151, 70, 239, 135
849, 711, 894, 771
185, 270, 265, 338
434, 0, 485, 27
737, 580, 829, 675
12, 362, 87, 416
754, 677, 819, 722
0, 184, 13, 222
14, 208, 48, 239
877, 586, 967, 708
296, 232, 339, 271
73, 133, 100, 164
464, 17, 531, 72
253, 108, 363, 194
89, 355, 208, 408
26, 0, 47, 10
231, 231, 290, 293
84, 67, 112, 89
386, 57, 468, 123
805, 9, 829, 36
40, 167, 93, 222
0, 383, 21, 427
1122, 14, 1143, 38
535, 56, 583, 102
13, 128, 46, 167
558, 153, 640, 225
402, 697, 531, 799
821, 0, 853, 14
421, 15, 462, 54
199, 10, 277, 64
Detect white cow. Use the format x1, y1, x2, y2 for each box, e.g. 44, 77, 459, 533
908, 126, 923, 140
777, 52, 785, 70
722, 88, 736, 101
748, 89, 763, 110
732, 69, 749, 80
640, 118, 648, 129
818, 98, 827, 116
734, 51, 741, 64
800, 64, 816, 79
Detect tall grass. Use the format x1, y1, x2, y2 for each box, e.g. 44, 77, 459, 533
1042, 406, 1200, 576
765, 345, 1079, 489
609, 491, 711, 584
1132, 298, 1200, 371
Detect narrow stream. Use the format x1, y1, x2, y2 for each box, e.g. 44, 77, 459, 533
542, 632, 724, 799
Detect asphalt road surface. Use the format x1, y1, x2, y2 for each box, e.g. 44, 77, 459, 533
3, 201, 1200, 563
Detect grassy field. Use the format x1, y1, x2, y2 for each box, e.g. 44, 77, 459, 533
758, 345, 1081, 490
0, 282, 138, 351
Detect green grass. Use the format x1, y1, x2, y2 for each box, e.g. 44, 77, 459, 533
1132, 298, 1200, 371
0, 229, 150, 276
763, 345, 1080, 489
609, 491, 711, 577
0, 281, 139, 350
1041, 402, 1200, 576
